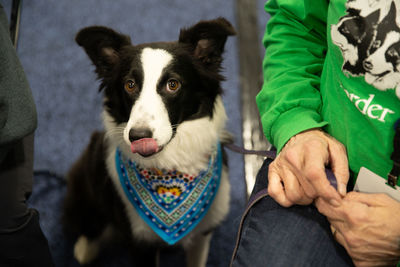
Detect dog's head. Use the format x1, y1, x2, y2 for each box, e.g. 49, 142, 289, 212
76, 18, 235, 158
363, 2, 400, 90
331, 8, 380, 75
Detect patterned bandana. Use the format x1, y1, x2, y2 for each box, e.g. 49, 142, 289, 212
115, 143, 222, 245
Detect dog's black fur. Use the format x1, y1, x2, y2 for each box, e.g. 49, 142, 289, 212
337, 9, 380, 75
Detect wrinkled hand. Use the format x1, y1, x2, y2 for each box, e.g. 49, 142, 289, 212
316, 192, 400, 266
268, 129, 349, 207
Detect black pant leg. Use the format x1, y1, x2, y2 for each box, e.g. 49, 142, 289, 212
0, 135, 54, 267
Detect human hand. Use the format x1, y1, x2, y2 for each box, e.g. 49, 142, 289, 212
268, 129, 349, 207
315, 192, 400, 266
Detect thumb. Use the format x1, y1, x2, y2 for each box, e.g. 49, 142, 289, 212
345, 191, 392, 206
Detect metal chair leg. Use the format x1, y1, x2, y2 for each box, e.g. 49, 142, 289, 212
10, 0, 22, 48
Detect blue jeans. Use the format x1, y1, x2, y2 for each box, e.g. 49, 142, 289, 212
230, 159, 354, 267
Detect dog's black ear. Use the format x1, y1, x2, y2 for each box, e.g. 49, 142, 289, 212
366, 8, 380, 25
76, 26, 131, 77
179, 18, 236, 68
387, 1, 397, 22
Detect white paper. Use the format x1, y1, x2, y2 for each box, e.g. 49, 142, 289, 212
354, 167, 400, 202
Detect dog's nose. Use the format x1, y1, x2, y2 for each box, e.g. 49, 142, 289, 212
129, 128, 153, 142
363, 60, 373, 71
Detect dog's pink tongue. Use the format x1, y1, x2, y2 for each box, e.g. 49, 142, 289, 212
131, 138, 159, 156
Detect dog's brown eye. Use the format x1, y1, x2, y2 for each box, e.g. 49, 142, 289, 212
166, 79, 181, 92
124, 80, 137, 93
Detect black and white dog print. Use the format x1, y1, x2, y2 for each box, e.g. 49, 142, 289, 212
331, 0, 400, 98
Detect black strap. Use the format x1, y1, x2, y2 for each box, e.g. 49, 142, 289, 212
224, 143, 277, 158
224, 142, 338, 189
388, 120, 400, 187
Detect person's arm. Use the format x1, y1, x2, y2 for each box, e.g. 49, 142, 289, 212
257, 0, 329, 151
258, 0, 349, 207
0, 5, 37, 164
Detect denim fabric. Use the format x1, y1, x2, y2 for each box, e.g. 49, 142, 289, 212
231, 159, 354, 267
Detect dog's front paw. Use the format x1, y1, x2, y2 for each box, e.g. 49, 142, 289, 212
74, 235, 100, 265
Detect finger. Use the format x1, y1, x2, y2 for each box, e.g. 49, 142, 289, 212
280, 130, 343, 204
328, 221, 353, 254
268, 168, 294, 207
314, 197, 344, 220
281, 166, 313, 205
328, 140, 349, 196
287, 152, 318, 199
332, 229, 348, 251
330, 225, 336, 235
304, 164, 342, 206
284, 145, 321, 199
296, 172, 318, 199
299, 140, 342, 205
344, 191, 391, 207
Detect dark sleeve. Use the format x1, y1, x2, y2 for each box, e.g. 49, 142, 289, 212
0, 5, 37, 162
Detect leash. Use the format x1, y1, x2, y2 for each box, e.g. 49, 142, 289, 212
224, 143, 276, 158
224, 142, 338, 190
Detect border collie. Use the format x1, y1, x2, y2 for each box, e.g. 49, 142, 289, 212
332, 0, 400, 99
63, 18, 235, 267
363, 2, 400, 98
331, 8, 380, 75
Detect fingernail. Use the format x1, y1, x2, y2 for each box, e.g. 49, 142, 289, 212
338, 183, 347, 197
330, 199, 341, 207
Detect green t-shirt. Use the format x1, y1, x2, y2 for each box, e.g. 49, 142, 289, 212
257, 0, 400, 183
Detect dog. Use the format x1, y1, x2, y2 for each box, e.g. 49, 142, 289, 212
331, 7, 380, 75
363, 1, 400, 98
63, 18, 235, 267
346, 0, 400, 25
332, 0, 400, 99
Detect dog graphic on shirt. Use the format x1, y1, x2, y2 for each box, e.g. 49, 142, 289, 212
331, 0, 400, 99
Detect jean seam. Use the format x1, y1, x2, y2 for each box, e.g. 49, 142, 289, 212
230, 190, 269, 267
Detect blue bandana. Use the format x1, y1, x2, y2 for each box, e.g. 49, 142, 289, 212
115, 143, 222, 245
